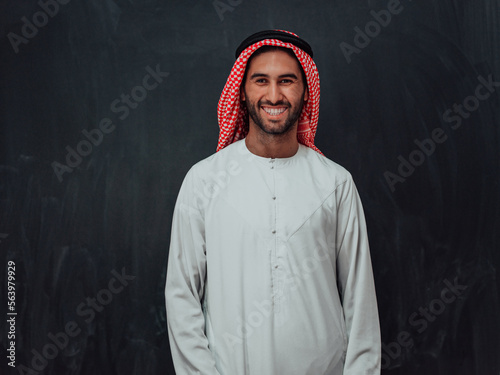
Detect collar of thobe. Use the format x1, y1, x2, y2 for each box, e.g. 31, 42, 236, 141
239, 138, 305, 167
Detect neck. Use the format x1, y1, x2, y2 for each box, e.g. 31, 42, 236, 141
245, 122, 299, 158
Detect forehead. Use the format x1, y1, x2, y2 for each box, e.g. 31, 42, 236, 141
245, 49, 302, 75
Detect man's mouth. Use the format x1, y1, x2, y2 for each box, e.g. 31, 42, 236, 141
261, 106, 288, 116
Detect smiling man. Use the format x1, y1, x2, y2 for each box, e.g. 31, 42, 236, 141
241, 45, 308, 157
165, 30, 381, 375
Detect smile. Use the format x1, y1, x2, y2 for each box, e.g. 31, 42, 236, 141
262, 106, 287, 116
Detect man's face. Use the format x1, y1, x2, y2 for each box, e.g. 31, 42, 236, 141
241, 49, 309, 135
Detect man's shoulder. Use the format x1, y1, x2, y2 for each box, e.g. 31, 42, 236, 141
185, 140, 243, 181
301, 144, 353, 187
195, 139, 241, 166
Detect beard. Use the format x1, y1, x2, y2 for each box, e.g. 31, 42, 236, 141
243, 93, 305, 136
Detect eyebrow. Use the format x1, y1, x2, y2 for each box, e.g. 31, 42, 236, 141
249, 73, 299, 80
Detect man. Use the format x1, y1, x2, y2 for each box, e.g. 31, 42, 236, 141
165, 29, 381, 374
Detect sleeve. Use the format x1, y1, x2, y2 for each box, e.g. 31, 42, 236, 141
335, 175, 381, 375
165, 167, 221, 375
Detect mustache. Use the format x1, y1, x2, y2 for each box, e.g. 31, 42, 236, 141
258, 100, 290, 107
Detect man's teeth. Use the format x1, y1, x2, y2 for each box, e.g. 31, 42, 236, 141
262, 107, 287, 116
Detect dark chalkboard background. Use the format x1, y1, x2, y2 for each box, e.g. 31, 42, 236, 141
1, 0, 499, 374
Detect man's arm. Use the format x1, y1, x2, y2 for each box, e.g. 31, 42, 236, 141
335, 175, 381, 375
165, 168, 221, 375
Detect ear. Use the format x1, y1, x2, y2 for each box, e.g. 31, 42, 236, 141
241, 89, 246, 101
304, 86, 309, 102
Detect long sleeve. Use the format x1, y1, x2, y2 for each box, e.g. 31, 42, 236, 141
335, 176, 381, 375
165, 167, 221, 375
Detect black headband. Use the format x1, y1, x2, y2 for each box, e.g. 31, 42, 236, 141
235, 30, 314, 59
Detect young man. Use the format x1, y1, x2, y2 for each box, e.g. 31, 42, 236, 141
165, 29, 381, 374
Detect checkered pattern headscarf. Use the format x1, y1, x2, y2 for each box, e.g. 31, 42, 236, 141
216, 30, 323, 155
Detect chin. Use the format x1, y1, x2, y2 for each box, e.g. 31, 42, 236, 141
258, 123, 291, 135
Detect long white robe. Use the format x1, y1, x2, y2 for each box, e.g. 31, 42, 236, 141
165, 138, 381, 374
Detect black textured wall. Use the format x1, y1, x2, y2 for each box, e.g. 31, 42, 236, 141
1, 1, 499, 374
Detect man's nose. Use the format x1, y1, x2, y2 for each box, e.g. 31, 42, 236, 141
265, 82, 283, 104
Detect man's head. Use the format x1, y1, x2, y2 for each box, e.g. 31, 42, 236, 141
241, 46, 309, 136
216, 29, 323, 155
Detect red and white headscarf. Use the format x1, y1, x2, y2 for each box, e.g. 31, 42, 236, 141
216, 30, 323, 155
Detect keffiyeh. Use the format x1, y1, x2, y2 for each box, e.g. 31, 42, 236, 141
216, 29, 323, 155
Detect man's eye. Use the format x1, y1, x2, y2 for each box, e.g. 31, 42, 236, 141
256, 79, 267, 83
280, 79, 293, 84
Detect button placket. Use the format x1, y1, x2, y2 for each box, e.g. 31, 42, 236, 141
269, 157, 281, 309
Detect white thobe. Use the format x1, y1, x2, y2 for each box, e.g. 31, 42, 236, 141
165, 138, 381, 375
